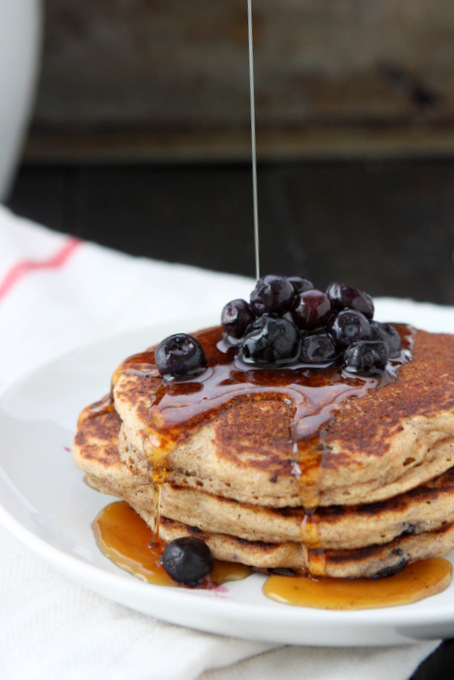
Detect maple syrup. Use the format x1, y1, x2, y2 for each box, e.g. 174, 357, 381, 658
78, 392, 114, 424
263, 559, 453, 610
93, 501, 252, 587
111, 325, 412, 453
247, 0, 260, 281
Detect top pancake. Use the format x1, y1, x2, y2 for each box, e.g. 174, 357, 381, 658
113, 325, 454, 508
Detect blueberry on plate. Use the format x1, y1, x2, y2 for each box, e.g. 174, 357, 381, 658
161, 537, 213, 587
155, 333, 206, 379
250, 274, 295, 316
343, 340, 389, 374
241, 315, 300, 366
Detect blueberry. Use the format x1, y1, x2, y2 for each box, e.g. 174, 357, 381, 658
326, 282, 374, 320
155, 333, 206, 379
250, 275, 295, 316
221, 299, 254, 340
343, 340, 389, 374
300, 332, 338, 364
330, 310, 372, 348
371, 321, 401, 358
287, 276, 314, 294
161, 537, 213, 587
241, 315, 300, 366
292, 289, 333, 331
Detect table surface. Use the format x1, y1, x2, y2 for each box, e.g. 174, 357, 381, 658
6, 157, 454, 678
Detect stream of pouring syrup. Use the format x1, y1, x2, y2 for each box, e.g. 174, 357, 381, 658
247, 0, 260, 281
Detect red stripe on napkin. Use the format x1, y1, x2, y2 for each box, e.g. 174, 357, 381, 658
0, 237, 83, 302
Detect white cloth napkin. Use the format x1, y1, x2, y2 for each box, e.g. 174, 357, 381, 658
0, 204, 442, 679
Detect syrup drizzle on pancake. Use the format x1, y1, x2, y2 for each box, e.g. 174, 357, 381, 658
104, 324, 413, 554
112, 324, 412, 446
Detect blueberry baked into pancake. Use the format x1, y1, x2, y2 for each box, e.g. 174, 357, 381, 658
73, 276, 454, 596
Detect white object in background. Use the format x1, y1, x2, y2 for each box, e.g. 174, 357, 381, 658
0, 0, 42, 202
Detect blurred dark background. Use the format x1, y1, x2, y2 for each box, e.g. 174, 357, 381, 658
7, 158, 454, 304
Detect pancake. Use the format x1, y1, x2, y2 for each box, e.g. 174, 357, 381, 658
113, 326, 454, 508
74, 407, 454, 576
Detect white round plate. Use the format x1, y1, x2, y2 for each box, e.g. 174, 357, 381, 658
2, 303, 454, 647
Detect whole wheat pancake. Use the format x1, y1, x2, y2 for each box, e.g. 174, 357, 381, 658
73, 407, 454, 576
113, 326, 454, 508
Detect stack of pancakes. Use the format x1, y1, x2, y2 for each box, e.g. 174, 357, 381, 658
73, 324, 454, 579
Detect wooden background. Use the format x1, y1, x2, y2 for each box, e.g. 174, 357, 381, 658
27, 0, 454, 161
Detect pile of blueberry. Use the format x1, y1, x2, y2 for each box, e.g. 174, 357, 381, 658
221, 275, 401, 375
154, 274, 402, 380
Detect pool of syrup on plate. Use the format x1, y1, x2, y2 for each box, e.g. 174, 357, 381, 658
93, 501, 251, 588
